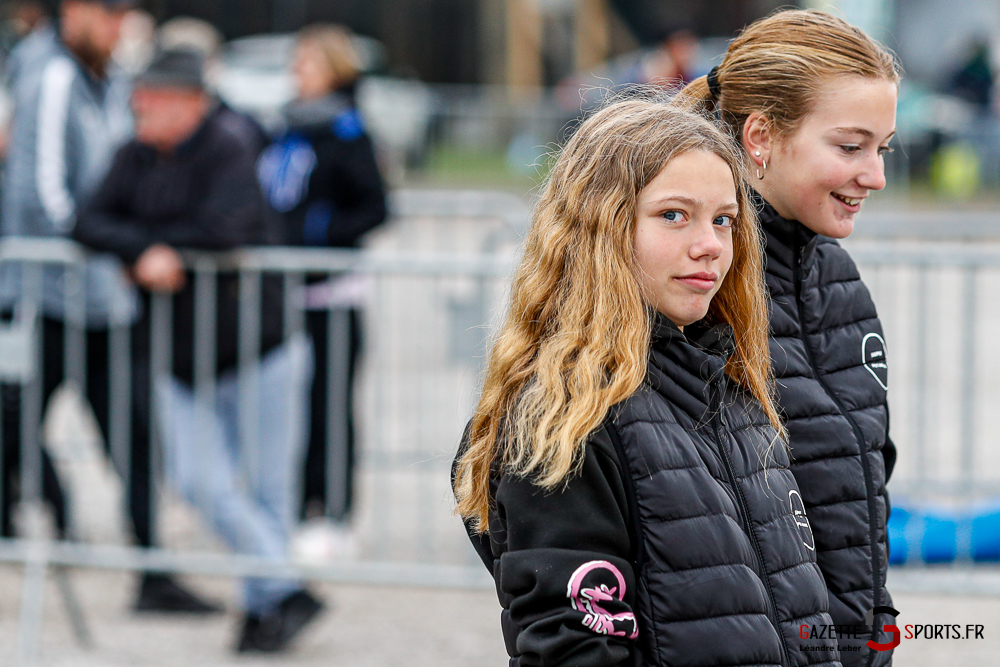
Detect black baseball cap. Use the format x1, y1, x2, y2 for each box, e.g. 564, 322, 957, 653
134, 47, 205, 90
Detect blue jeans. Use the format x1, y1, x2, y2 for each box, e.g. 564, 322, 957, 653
156, 336, 313, 615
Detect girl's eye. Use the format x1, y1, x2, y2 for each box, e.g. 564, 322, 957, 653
662, 210, 685, 222
714, 215, 734, 228
878, 145, 894, 156
840, 145, 862, 155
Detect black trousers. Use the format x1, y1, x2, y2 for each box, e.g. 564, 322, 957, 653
1, 315, 153, 546
302, 308, 361, 522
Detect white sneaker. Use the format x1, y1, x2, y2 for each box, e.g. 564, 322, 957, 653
291, 518, 358, 563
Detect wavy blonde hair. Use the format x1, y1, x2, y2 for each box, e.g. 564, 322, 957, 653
454, 96, 782, 531
676, 9, 901, 139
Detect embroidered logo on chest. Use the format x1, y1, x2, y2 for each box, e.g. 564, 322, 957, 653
789, 489, 815, 551
862, 332, 888, 390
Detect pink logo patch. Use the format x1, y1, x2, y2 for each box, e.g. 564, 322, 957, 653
566, 560, 639, 639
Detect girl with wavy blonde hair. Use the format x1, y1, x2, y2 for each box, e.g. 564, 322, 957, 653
455, 98, 777, 527
453, 96, 837, 667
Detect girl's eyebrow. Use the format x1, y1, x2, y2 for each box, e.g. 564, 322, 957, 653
831, 126, 897, 140
647, 195, 700, 207
646, 195, 738, 210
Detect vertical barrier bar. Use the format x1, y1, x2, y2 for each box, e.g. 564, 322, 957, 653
959, 267, 978, 494
148, 293, 173, 544
56, 250, 91, 647
17, 263, 44, 667
17, 546, 46, 667
193, 261, 218, 514
956, 266, 978, 562
417, 275, 432, 561
283, 272, 305, 337
237, 269, 262, 492
193, 260, 219, 401
282, 271, 305, 524
370, 273, 390, 556
912, 266, 927, 488
326, 306, 351, 522
19, 264, 43, 533
108, 323, 131, 508
63, 262, 86, 392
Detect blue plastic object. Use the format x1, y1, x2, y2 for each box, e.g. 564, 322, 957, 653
887, 500, 1000, 565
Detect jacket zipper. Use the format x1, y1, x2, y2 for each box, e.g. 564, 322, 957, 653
793, 243, 884, 662
708, 378, 792, 667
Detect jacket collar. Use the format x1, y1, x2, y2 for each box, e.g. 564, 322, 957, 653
284, 92, 351, 130
175, 113, 214, 156
647, 312, 734, 416
650, 313, 734, 359
136, 112, 215, 162
753, 190, 823, 276
55, 29, 115, 89
753, 190, 816, 246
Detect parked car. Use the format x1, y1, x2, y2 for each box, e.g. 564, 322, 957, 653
216, 32, 435, 177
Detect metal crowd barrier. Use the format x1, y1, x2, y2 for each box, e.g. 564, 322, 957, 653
846, 239, 1000, 572
845, 239, 1000, 501
0, 240, 516, 665
0, 189, 528, 666
1, 207, 999, 663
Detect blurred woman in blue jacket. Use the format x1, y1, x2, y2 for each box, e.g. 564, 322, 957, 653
258, 24, 387, 530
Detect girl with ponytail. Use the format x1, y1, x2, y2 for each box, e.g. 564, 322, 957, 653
677, 10, 901, 666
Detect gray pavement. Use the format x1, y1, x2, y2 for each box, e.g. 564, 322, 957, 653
0, 566, 506, 666
1, 564, 999, 666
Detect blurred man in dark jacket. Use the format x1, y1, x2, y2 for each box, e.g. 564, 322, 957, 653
74, 48, 323, 653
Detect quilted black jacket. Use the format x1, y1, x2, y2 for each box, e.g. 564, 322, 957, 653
466, 317, 841, 667
760, 199, 897, 667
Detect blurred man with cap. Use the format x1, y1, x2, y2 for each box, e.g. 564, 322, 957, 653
75, 47, 323, 654
0, 0, 220, 614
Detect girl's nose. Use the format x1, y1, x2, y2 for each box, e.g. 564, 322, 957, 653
857, 152, 888, 191
690, 220, 724, 260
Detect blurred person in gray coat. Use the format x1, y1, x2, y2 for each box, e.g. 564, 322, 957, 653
0, 0, 219, 615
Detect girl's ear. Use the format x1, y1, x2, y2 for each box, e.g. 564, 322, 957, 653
742, 112, 772, 167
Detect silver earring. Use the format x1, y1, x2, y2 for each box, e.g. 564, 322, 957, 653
756, 158, 767, 180
754, 150, 761, 156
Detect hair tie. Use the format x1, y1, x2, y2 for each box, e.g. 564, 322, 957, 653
706, 65, 722, 102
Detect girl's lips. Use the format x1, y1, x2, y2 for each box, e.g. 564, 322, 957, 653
675, 274, 717, 291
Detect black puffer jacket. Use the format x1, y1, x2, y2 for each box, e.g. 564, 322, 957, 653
466, 316, 841, 667
760, 200, 896, 667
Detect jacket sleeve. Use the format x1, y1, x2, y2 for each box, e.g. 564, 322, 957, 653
882, 400, 896, 526
882, 400, 896, 484
323, 132, 387, 247
35, 56, 77, 230
492, 426, 637, 667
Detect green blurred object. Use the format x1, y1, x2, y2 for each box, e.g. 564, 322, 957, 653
931, 142, 981, 198
417, 146, 545, 191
